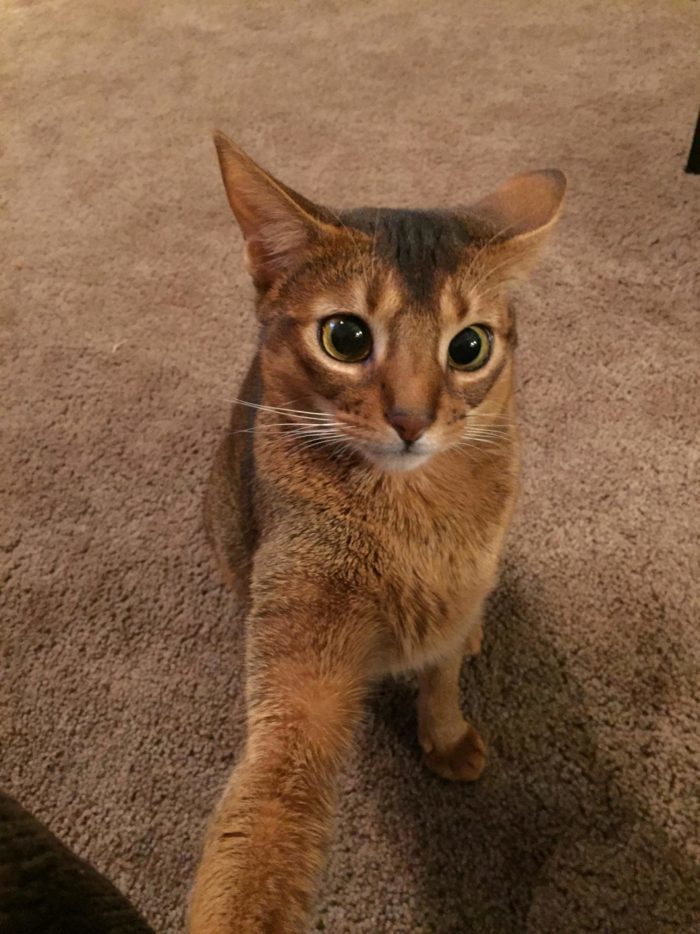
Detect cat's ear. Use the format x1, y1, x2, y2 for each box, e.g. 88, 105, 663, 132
213, 131, 334, 290
466, 169, 567, 279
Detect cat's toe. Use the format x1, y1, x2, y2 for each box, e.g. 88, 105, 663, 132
422, 726, 487, 782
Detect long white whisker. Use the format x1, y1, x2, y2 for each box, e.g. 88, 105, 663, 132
455, 438, 509, 455
463, 429, 509, 441
464, 424, 511, 435
264, 420, 337, 429
291, 430, 344, 441
468, 410, 514, 420
228, 420, 337, 436
295, 435, 348, 454
229, 397, 334, 420
467, 436, 509, 444
467, 419, 514, 430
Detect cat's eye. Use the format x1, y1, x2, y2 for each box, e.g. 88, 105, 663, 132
448, 325, 492, 371
320, 315, 372, 363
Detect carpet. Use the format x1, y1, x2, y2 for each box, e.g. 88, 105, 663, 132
1, 1, 698, 930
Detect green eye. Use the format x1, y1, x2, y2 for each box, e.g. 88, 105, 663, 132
448, 325, 492, 371
320, 315, 372, 363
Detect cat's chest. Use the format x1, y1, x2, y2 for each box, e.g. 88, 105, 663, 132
371, 487, 507, 670
383, 507, 497, 600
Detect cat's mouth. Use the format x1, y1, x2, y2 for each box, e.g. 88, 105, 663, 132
358, 439, 435, 473
304, 413, 440, 473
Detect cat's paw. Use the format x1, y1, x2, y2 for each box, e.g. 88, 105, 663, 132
421, 725, 487, 782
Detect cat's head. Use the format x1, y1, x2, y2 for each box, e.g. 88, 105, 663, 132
214, 132, 565, 473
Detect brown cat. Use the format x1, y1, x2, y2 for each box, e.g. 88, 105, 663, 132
188, 133, 565, 933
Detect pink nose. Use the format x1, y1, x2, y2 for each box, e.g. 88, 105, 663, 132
385, 409, 434, 444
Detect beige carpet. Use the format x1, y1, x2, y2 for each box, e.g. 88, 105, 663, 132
2, 1, 699, 931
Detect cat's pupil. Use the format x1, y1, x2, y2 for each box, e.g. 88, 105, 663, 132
449, 328, 482, 366
329, 318, 369, 358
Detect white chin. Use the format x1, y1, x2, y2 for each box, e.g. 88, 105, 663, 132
363, 446, 433, 473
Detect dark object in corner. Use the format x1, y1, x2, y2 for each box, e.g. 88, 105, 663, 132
0, 793, 154, 934
685, 111, 700, 174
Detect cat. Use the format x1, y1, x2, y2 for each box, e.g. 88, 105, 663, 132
187, 132, 565, 933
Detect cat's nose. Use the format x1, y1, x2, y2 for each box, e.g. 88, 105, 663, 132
385, 409, 434, 444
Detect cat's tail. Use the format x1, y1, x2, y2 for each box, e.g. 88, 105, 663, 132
188, 608, 372, 934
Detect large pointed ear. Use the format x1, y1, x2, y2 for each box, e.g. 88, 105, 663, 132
213, 131, 335, 290
465, 168, 567, 280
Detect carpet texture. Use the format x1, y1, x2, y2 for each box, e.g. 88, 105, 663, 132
2, 1, 699, 931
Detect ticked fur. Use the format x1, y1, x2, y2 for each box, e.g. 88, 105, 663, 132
189, 134, 565, 933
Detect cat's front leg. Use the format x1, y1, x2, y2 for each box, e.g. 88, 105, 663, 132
188, 590, 377, 934
417, 624, 486, 782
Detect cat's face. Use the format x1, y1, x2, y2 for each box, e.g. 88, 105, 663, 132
259, 227, 516, 472
214, 134, 565, 473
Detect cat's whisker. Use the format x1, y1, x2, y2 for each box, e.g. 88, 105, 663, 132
467, 425, 514, 434
467, 407, 516, 425
290, 425, 339, 433
464, 429, 509, 441
283, 421, 339, 431
292, 431, 345, 443
449, 439, 484, 461
238, 411, 334, 426
265, 419, 337, 428
454, 437, 510, 459
467, 409, 513, 421
461, 427, 510, 443
228, 421, 336, 436
290, 432, 342, 444
229, 398, 335, 422
467, 415, 515, 427
466, 428, 513, 436
258, 408, 334, 422
295, 435, 349, 455
288, 424, 345, 439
